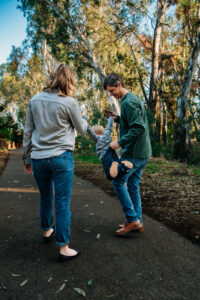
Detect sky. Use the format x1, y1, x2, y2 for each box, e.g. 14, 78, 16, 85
0, 0, 27, 64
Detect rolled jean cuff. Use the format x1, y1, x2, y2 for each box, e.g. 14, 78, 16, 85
126, 216, 139, 223
56, 241, 69, 247
41, 225, 53, 231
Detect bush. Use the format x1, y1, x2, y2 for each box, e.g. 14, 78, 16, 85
188, 142, 200, 165
75, 135, 96, 155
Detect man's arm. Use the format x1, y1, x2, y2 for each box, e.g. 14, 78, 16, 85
118, 102, 145, 148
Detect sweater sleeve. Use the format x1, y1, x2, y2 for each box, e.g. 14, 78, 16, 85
68, 100, 88, 135
102, 117, 113, 140
118, 102, 145, 148
23, 103, 35, 164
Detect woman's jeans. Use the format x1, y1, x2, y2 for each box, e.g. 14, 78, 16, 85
31, 151, 74, 246
112, 158, 148, 224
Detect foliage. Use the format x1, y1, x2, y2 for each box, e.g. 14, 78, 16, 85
0, 110, 23, 143
1, 0, 200, 161
0, 47, 46, 143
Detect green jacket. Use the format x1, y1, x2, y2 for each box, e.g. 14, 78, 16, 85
117, 92, 152, 159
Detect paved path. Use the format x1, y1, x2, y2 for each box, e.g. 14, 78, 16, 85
0, 150, 200, 300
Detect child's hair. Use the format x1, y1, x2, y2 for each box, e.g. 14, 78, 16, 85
92, 124, 105, 135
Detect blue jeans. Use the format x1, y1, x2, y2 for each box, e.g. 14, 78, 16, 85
112, 158, 148, 224
31, 151, 74, 246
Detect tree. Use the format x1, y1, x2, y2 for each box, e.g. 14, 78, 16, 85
174, 31, 200, 161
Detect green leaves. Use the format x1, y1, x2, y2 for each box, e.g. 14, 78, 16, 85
87, 279, 93, 285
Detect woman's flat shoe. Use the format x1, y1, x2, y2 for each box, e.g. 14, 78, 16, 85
58, 249, 81, 262
43, 225, 55, 243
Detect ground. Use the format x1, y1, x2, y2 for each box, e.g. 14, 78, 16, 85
0, 151, 199, 245
0, 150, 200, 299
74, 157, 200, 245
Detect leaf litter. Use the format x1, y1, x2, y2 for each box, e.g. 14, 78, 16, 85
20, 279, 28, 287
74, 287, 86, 297
55, 283, 66, 294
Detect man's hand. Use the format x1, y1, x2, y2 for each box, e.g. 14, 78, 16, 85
110, 141, 120, 150
104, 110, 117, 120
24, 164, 32, 175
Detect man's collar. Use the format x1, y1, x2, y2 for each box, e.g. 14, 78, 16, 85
120, 91, 129, 101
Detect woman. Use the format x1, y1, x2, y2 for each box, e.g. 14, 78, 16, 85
23, 64, 88, 261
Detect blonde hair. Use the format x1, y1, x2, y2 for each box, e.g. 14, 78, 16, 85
92, 124, 105, 135
45, 64, 75, 97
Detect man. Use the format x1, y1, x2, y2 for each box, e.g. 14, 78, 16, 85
103, 73, 152, 235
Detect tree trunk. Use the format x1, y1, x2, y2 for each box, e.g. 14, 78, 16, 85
188, 100, 200, 142
42, 40, 56, 77
174, 32, 200, 161
125, 38, 148, 103
43, 0, 120, 115
163, 102, 167, 145
148, 0, 167, 116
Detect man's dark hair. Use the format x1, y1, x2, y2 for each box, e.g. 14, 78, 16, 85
103, 73, 125, 90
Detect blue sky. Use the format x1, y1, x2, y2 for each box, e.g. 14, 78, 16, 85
0, 0, 27, 64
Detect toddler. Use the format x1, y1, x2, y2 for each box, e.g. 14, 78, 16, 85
87, 117, 133, 180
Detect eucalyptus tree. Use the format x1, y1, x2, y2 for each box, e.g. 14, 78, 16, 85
0, 47, 46, 124
174, 31, 200, 161
173, 0, 200, 161
19, 0, 122, 114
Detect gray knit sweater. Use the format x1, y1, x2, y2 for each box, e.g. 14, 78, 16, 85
23, 91, 88, 164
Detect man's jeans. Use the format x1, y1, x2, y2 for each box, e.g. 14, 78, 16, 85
112, 158, 148, 224
31, 151, 74, 246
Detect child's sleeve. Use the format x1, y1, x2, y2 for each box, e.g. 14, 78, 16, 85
103, 117, 114, 139
87, 126, 99, 143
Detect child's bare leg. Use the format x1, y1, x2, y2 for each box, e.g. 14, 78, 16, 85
110, 162, 118, 178
121, 160, 133, 169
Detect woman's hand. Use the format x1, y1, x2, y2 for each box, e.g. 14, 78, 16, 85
24, 164, 32, 175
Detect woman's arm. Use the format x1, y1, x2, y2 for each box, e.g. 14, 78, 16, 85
68, 100, 88, 134
23, 103, 35, 165
87, 126, 99, 143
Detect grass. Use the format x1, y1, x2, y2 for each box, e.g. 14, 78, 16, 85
74, 152, 200, 177
74, 153, 100, 164
190, 167, 200, 176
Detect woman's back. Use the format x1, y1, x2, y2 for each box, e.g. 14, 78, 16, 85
23, 90, 87, 161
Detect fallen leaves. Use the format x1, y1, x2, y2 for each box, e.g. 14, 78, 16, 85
20, 279, 28, 287
88, 279, 93, 285
74, 287, 86, 297
55, 283, 66, 294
